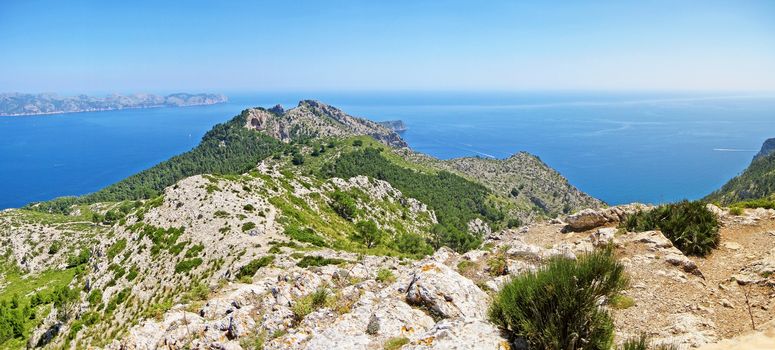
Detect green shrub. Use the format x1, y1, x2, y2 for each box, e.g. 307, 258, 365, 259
354, 220, 382, 248
66, 249, 91, 267
486, 249, 508, 276
352, 139, 363, 147
383, 337, 409, 350
622, 200, 720, 256
610, 295, 635, 309
489, 247, 628, 350
185, 244, 205, 258
731, 198, 775, 209
729, 207, 744, 215
292, 288, 329, 323
48, 241, 62, 254
330, 191, 358, 221
174, 258, 203, 274
242, 222, 257, 232
236, 255, 275, 279
243, 204, 255, 212
376, 268, 395, 283
286, 225, 328, 247
107, 238, 127, 260
391, 232, 434, 256
296, 255, 347, 268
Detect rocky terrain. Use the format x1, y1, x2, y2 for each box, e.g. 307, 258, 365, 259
0, 92, 227, 116
244, 101, 407, 148
2, 103, 774, 349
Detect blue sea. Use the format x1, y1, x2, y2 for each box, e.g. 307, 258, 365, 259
1, 92, 773, 209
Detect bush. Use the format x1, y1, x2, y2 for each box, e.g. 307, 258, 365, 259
242, 222, 257, 232
236, 255, 275, 279
292, 288, 329, 323
48, 241, 61, 254
296, 255, 347, 268
107, 238, 127, 260
286, 225, 328, 247
622, 200, 720, 256
174, 258, 203, 274
376, 268, 395, 283
354, 220, 382, 248
330, 191, 358, 221
728, 207, 744, 215
489, 247, 628, 350
391, 232, 434, 256
66, 249, 91, 267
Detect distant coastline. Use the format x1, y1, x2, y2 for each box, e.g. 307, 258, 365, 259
0, 92, 228, 116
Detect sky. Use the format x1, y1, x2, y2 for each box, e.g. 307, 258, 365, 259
1, 0, 774, 94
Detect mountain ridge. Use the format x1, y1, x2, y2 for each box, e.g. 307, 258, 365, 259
0, 92, 228, 116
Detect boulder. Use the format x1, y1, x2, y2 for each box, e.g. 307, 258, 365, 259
564, 208, 609, 231
405, 262, 490, 320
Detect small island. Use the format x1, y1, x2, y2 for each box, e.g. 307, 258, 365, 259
0, 92, 228, 116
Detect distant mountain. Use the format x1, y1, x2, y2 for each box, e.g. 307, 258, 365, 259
706, 138, 775, 204
0, 92, 227, 116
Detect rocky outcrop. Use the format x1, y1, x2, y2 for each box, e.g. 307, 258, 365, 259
564, 203, 653, 231
243, 100, 408, 148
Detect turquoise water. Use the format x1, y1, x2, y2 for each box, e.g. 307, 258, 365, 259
1, 92, 773, 209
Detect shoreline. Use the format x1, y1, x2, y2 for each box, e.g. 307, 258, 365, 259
0, 101, 228, 117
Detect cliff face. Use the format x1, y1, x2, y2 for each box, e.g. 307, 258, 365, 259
244, 100, 408, 148
0, 92, 227, 116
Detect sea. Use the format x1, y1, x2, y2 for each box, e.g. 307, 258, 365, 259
1, 91, 773, 210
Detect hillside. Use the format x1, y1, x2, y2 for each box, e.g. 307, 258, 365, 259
2, 101, 694, 349
706, 139, 775, 205
404, 150, 604, 221
0, 93, 227, 116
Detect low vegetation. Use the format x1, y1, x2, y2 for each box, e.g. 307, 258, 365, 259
236, 255, 275, 280
622, 200, 720, 256
489, 247, 628, 350
322, 147, 505, 252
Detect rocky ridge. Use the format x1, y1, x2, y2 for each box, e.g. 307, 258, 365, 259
244, 100, 407, 148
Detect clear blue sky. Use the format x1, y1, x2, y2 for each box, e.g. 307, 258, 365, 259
1, 0, 774, 93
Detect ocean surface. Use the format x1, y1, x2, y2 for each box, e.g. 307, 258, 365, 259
1, 92, 773, 209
